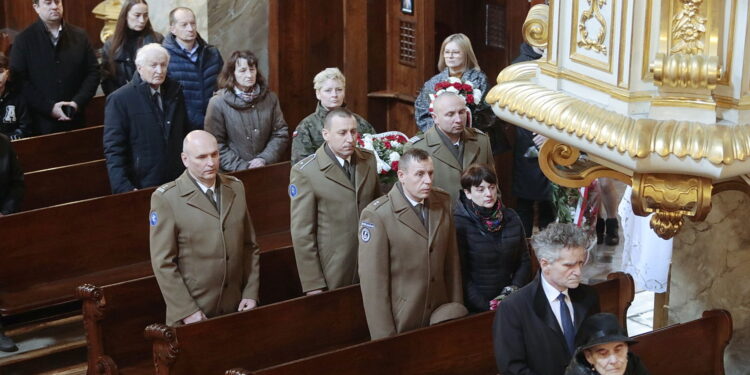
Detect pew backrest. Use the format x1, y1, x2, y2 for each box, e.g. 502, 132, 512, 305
631, 309, 732, 375
0, 162, 292, 316
12, 125, 104, 173
232, 272, 635, 375
145, 284, 369, 375
77, 245, 302, 375
21, 159, 111, 211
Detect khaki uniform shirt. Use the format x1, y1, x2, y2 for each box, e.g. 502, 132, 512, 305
407, 126, 495, 203
149, 171, 260, 325
290, 145, 381, 292
358, 185, 463, 339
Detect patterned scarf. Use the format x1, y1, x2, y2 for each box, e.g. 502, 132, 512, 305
469, 199, 504, 232
234, 85, 260, 103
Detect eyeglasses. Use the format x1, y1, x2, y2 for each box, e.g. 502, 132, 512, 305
443, 50, 462, 56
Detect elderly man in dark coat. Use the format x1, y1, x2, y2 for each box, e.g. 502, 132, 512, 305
10, 0, 100, 135
104, 43, 189, 193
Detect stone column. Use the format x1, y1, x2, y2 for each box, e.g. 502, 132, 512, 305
670, 191, 750, 374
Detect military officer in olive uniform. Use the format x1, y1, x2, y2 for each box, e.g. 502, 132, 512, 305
407, 92, 495, 203
150, 130, 260, 326
358, 148, 463, 340
290, 108, 381, 295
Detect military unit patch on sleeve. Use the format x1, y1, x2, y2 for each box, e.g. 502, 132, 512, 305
408, 135, 422, 144
149, 211, 158, 226
288, 184, 298, 198
360, 227, 371, 242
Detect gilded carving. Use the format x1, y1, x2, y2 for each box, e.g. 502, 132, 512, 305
631, 173, 712, 239
650, 53, 721, 89
577, 0, 608, 55
92, 0, 122, 43
670, 0, 706, 54
523, 4, 549, 49
486, 61, 750, 166
537, 140, 631, 188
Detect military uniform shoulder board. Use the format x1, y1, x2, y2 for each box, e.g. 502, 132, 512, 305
472, 127, 486, 135
296, 154, 317, 170
369, 195, 390, 209
225, 175, 240, 182
359, 147, 375, 156
408, 135, 424, 144
156, 182, 176, 193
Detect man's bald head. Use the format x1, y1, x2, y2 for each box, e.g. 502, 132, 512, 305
182, 130, 220, 186
430, 92, 468, 141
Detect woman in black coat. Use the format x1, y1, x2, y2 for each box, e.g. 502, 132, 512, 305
454, 163, 531, 313
101, 0, 163, 95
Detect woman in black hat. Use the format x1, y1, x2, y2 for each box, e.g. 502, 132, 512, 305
565, 313, 650, 375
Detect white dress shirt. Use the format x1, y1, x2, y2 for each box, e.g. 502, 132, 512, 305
541, 273, 575, 330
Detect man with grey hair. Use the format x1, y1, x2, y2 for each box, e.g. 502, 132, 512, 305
358, 148, 464, 340
104, 43, 189, 193
492, 223, 600, 375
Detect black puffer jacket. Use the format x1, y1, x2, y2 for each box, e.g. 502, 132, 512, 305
454, 192, 531, 313
565, 351, 650, 375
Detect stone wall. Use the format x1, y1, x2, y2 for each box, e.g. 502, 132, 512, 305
146, 0, 269, 79
670, 190, 750, 374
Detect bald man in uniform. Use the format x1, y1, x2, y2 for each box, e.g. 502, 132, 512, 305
407, 92, 494, 203
150, 130, 260, 325
290, 108, 381, 295
358, 148, 464, 340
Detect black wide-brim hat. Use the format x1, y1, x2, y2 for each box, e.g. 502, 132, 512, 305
575, 313, 637, 351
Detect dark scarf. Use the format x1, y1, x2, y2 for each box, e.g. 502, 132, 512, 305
234, 84, 261, 103
467, 198, 504, 232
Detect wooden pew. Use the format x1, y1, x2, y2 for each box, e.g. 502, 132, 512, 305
631, 309, 732, 375
21, 159, 111, 211
76, 245, 302, 375
237, 307, 731, 375
146, 273, 633, 375
12, 125, 104, 173
0, 162, 292, 317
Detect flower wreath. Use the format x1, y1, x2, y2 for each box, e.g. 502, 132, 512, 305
428, 77, 483, 113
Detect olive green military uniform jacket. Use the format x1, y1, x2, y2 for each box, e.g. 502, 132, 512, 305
358, 185, 463, 339
407, 126, 495, 202
149, 171, 261, 325
290, 145, 382, 292
290, 101, 376, 163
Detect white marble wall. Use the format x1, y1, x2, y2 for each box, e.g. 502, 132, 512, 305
144, 0, 269, 78
671, 191, 750, 374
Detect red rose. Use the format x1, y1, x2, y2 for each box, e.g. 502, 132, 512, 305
384, 142, 392, 149
463, 84, 472, 91
357, 139, 364, 147
397, 135, 408, 143
391, 161, 399, 171
452, 82, 462, 90
466, 94, 474, 104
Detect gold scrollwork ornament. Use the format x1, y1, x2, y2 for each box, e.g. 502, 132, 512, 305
670, 0, 707, 54
631, 173, 713, 239
577, 0, 608, 55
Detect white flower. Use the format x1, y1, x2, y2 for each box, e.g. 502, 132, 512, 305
376, 157, 390, 174
362, 136, 374, 151
447, 77, 462, 84
388, 151, 400, 162
473, 89, 483, 103
465, 81, 474, 88
389, 141, 400, 148
445, 86, 459, 94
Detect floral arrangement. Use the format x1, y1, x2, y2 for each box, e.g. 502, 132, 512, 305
357, 131, 409, 186
428, 77, 483, 113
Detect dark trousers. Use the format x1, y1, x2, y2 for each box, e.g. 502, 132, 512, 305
516, 198, 555, 237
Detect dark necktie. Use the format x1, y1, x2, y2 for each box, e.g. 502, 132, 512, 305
343, 160, 355, 184
415, 203, 426, 226
152, 92, 164, 125
557, 293, 576, 355
206, 188, 218, 211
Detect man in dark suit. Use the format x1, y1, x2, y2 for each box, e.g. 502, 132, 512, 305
104, 43, 188, 193
493, 223, 599, 375
10, 0, 100, 135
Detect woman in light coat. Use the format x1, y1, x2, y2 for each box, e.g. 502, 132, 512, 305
205, 50, 289, 171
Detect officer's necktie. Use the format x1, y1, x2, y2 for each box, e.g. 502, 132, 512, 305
206, 188, 218, 211
344, 160, 355, 184
557, 293, 576, 355
415, 203, 426, 226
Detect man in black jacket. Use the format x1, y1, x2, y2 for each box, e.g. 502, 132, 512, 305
493, 223, 599, 375
0, 133, 24, 352
9, 0, 100, 135
104, 43, 188, 193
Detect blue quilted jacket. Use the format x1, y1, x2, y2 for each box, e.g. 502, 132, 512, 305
163, 33, 223, 130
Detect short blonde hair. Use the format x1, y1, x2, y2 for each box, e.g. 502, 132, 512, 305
437, 33, 480, 72
313, 67, 346, 90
